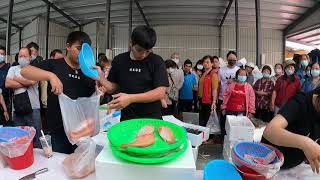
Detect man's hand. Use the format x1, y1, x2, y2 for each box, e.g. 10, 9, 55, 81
3, 111, 9, 121
49, 73, 63, 95
302, 137, 320, 173
108, 93, 132, 109
92, 66, 104, 81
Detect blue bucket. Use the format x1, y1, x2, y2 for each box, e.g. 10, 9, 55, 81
204, 160, 242, 180
79, 43, 99, 79
0, 127, 29, 142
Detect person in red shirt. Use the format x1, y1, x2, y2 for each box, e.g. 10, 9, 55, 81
220, 68, 255, 135
271, 60, 301, 115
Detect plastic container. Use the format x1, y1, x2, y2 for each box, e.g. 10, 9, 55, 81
0, 127, 29, 142
203, 160, 242, 180
233, 142, 275, 164
107, 118, 187, 155
79, 43, 99, 79
3, 142, 34, 170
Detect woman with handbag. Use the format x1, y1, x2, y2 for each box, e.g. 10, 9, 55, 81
198, 55, 219, 127
161, 60, 183, 115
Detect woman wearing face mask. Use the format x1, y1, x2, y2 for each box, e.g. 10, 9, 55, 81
271, 60, 301, 115
271, 63, 284, 83
161, 60, 182, 115
198, 56, 219, 127
296, 54, 311, 85
220, 68, 255, 135
192, 60, 204, 113
263, 88, 320, 171
301, 62, 320, 93
253, 65, 275, 122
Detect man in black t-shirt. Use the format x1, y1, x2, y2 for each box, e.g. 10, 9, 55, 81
263, 89, 320, 172
21, 32, 95, 154
97, 25, 169, 121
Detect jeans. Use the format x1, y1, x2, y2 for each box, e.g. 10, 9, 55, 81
13, 109, 42, 148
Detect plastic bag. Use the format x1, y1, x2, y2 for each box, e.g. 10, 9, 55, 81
59, 92, 101, 178
206, 110, 220, 134
63, 138, 96, 178
0, 126, 35, 158
58, 92, 100, 145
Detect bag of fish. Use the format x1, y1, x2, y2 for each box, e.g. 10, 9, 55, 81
58, 92, 101, 178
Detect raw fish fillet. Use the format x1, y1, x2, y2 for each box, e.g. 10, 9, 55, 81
121, 134, 155, 148
137, 125, 154, 137
158, 126, 175, 144
244, 151, 277, 165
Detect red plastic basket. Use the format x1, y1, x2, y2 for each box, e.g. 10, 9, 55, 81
3, 142, 34, 170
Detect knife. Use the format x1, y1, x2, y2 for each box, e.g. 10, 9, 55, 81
19, 168, 48, 180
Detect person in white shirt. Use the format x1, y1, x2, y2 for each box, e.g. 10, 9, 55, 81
5, 47, 41, 148
218, 51, 240, 119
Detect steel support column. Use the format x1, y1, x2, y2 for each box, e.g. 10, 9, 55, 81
255, 0, 262, 68
235, 0, 239, 54
105, 0, 111, 49
219, 27, 222, 57
134, 0, 150, 27
19, 28, 22, 49
6, 0, 14, 55
45, 5, 50, 59
128, 0, 133, 49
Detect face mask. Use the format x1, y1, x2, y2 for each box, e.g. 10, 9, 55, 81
311, 70, 320, 77
0, 55, 5, 63
172, 58, 179, 65
275, 68, 282, 75
197, 64, 203, 70
228, 60, 236, 66
18, 58, 30, 67
31, 55, 37, 60
285, 68, 294, 76
237, 75, 247, 82
301, 60, 309, 67
263, 73, 270, 78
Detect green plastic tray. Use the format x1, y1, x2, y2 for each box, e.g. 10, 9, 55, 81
110, 139, 188, 164
107, 118, 187, 155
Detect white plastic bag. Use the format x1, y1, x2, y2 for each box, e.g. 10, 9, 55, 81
59, 92, 101, 178
58, 92, 100, 144
0, 153, 6, 168
206, 110, 220, 134
63, 138, 96, 178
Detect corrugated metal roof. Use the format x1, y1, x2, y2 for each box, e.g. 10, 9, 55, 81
0, 0, 317, 39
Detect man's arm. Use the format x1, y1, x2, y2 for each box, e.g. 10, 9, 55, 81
21, 65, 54, 81
13, 77, 37, 86
5, 79, 24, 89
97, 78, 118, 94
108, 87, 166, 109
21, 65, 63, 95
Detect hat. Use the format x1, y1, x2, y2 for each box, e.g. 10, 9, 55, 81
245, 62, 255, 69
284, 60, 296, 68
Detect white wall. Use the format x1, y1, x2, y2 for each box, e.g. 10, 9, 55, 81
0, 39, 5, 47
112, 25, 283, 66
10, 17, 71, 59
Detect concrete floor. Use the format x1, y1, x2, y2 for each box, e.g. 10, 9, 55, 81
196, 144, 223, 170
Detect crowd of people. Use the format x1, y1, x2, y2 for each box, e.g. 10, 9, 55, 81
1, 25, 320, 172
161, 51, 320, 138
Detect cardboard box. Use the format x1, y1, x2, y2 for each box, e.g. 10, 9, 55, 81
225, 115, 255, 141
95, 141, 196, 180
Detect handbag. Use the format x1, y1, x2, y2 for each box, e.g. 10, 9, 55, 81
168, 74, 179, 101
13, 91, 33, 115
